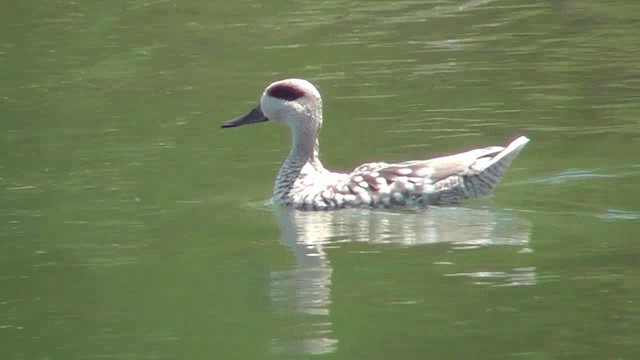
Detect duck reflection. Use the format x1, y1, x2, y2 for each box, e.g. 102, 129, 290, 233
269, 205, 533, 356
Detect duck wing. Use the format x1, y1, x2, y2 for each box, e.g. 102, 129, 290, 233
335, 136, 529, 207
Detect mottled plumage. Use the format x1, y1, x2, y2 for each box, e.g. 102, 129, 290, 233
222, 78, 529, 211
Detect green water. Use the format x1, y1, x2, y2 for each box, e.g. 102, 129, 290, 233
2, 0, 640, 358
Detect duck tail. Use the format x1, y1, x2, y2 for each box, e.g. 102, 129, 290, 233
464, 136, 530, 196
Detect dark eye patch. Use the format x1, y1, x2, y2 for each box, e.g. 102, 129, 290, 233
267, 83, 306, 101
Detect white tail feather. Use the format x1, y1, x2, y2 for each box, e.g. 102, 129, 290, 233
465, 136, 529, 196
474, 136, 530, 172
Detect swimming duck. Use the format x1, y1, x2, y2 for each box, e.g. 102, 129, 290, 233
222, 78, 529, 211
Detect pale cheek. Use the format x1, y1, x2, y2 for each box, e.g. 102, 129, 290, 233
270, 108, 283, 121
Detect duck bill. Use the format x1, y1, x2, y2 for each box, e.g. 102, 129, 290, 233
221, 106, 268, 128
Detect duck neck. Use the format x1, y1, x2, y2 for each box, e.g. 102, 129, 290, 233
286, 106, 325, 171
291, 129, 322, 170
273, 116, 325, 200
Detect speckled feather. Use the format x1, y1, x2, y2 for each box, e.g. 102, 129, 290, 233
274, 138, 528, 211
222, 78, 529, 211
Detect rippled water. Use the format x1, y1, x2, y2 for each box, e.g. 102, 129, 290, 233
2, 0, 640, 359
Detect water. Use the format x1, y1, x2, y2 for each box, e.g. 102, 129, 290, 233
2, 0, 639, 358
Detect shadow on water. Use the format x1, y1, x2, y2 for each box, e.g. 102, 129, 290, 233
267, 204, 533, 356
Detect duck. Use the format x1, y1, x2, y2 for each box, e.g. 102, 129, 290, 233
221, 78, 529, 211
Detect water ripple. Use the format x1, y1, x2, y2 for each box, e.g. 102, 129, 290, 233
528, 169, 619, 185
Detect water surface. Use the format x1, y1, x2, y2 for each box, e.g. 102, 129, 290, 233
2, 0, 639, 359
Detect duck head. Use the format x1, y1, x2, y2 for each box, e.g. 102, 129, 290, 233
221, 79, 323, 132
